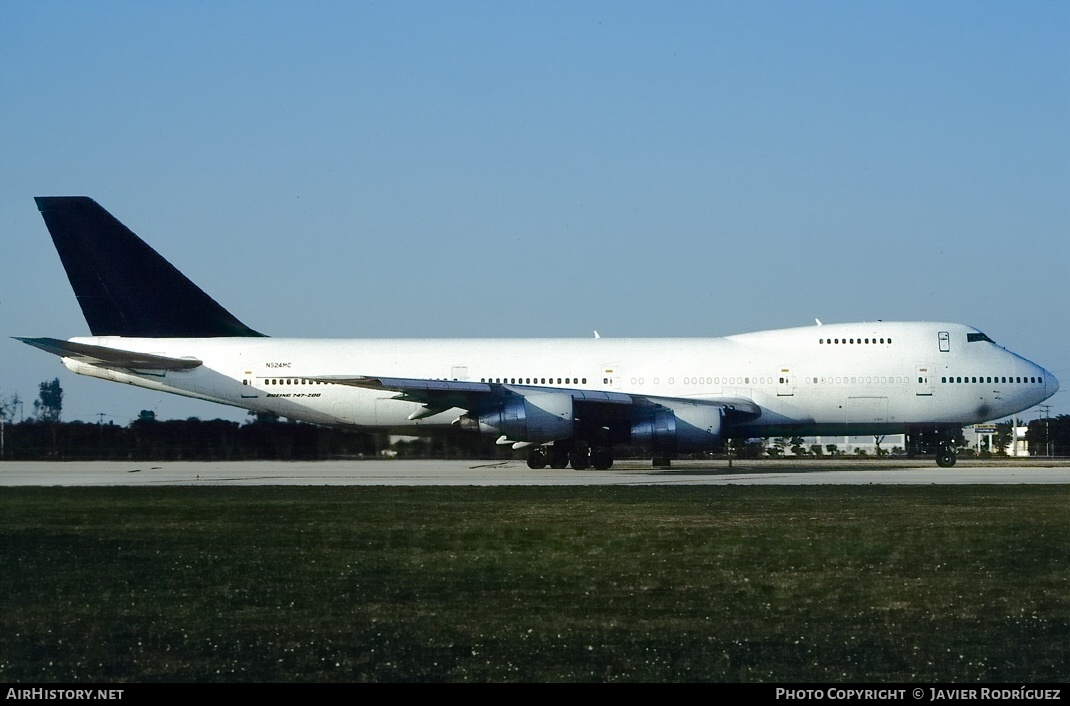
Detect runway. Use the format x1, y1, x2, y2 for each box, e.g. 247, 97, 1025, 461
2, 459, 1069, 486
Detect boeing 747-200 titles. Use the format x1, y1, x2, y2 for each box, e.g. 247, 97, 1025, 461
19, 197, 1058, 468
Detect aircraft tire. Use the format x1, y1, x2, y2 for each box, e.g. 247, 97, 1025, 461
591, 448, 613, 470
527, 448, 548, 469
569, 450, 590, 471
935, 447, 957, 468
549, 449, 570, 469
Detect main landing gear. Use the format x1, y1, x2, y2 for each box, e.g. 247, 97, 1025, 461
525, 447, 570, 469
526, 445, 614, 470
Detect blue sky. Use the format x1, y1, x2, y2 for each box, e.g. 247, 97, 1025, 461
1, 1, 1068, 424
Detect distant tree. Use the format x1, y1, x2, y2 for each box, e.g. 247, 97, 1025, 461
992, 422, 1014, 455
247, 410, 280, 424
737, 439, 766, 459
0, 393, 20, 424
873, 435, 886, 456
33, 378, 63, 422
790, 436, 807, 456
1027, 415, 1070, 457
825, 443, 839, 456
809, 444, 823, 456
766, 437, 787, 457
0, 392, 20, 459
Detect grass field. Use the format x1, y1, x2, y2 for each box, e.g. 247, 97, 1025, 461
1, 486, 1067, 682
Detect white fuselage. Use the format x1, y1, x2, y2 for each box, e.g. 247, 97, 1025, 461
60, 321, 1057, 439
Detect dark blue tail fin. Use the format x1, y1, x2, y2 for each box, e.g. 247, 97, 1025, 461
35, 197, 264, 338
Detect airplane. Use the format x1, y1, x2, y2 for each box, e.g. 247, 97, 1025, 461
18, 197, 1059, 469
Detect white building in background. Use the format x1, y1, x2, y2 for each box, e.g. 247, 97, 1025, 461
968, 425, 1031, 457
757, 434, 906, 456
1007, 426, 1031, 457
782, 425, 1032, 457
806, 434, 906, 456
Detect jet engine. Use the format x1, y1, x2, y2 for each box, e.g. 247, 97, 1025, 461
474, 392, 574, 443
631, 402, 723, 453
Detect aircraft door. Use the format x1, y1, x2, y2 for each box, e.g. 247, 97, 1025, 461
915, 365, 934, 396
240, 369, 258, 398
777, 368, 794, 396
601, 363, 622, 389
939, 331, 950, 353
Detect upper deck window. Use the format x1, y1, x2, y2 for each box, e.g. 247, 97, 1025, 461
967, 332, 995, 343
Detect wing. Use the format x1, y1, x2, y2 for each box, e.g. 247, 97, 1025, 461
310, 374, 761, 449
310, 375, 634, 420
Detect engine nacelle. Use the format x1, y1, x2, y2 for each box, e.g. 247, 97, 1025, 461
476, 392, 574, 443
631, 402, 723, 453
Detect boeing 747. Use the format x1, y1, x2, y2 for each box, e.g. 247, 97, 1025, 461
19, 197, 1059, 469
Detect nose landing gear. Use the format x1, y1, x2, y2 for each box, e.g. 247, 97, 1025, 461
908, 427, 962, 468
936, 444, 957, 468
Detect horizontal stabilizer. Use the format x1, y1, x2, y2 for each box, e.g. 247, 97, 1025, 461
15, 337, 203, 371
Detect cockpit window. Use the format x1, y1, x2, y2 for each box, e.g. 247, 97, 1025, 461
967, 332, 995, 344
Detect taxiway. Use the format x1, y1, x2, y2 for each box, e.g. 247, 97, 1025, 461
1, 459, 1068, 486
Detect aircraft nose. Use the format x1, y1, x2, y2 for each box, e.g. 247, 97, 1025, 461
1038, 364, 1059, 399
